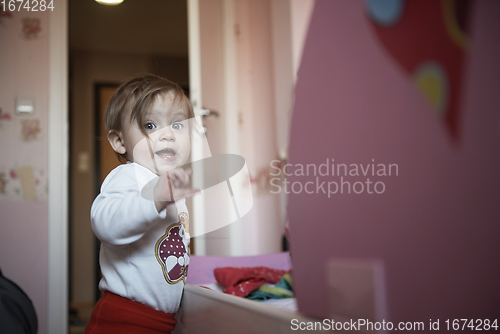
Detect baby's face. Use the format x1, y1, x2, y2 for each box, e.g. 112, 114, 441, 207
121, 92, 191, 174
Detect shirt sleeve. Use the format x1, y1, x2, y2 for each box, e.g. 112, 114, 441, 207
91, 165, 166, 245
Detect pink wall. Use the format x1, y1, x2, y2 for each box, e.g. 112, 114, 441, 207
0, 9, 50, 334
289, 0, 500, 323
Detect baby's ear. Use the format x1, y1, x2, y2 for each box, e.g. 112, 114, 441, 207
107, 130, 126, 155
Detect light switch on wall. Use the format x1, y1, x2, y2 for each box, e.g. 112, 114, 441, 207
16, 97, 35, 114
78, 152, 90, 172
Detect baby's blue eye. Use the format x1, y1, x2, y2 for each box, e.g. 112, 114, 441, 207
172, 122, 183, 130
144, 122, 156, 130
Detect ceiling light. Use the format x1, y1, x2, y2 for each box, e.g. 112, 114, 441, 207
95, 0, 124, 5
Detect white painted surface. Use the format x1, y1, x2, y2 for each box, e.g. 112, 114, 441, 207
187, 0, 207, 255
187, 0, 315, 257
48, 0, 69, 333
291, 0, 316, 79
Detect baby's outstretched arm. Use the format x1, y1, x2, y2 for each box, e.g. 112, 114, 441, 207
91, 165, 199, 245
91, 166, 166, 245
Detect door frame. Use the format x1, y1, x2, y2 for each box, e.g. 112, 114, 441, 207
48, 0, 69, 333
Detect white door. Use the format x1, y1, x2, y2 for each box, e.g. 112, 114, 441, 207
187, 0, 241, 256
187, 0, 313, 256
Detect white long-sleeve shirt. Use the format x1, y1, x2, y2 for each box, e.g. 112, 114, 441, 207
91, 162, 190, 314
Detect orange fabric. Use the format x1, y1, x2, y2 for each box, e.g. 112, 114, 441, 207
85, 291, 177, 334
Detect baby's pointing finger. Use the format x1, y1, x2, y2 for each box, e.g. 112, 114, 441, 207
172, 168, 190, 184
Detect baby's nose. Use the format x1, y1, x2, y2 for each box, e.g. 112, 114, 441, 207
159, 126, 175, 141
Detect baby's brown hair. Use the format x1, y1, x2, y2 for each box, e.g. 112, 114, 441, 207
104, 74, 194, 163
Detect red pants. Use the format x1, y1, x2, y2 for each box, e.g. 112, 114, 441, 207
85, 291, 177, 334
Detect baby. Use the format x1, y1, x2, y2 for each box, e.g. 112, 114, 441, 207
86, 74, 196, 334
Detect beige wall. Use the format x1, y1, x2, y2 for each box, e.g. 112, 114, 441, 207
70, 50, 189, 305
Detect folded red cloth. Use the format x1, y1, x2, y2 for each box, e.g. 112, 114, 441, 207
85, 291, 177, 334
214, 266, 288, 297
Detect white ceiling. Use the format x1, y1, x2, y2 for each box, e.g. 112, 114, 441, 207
69, 0, 188, 57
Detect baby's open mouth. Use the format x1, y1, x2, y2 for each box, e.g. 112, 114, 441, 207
155, 148, 177, 159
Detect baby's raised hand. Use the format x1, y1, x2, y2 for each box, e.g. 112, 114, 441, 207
154, 167, 199, 212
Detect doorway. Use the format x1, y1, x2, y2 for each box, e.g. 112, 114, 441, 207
68, 1, 189, 331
